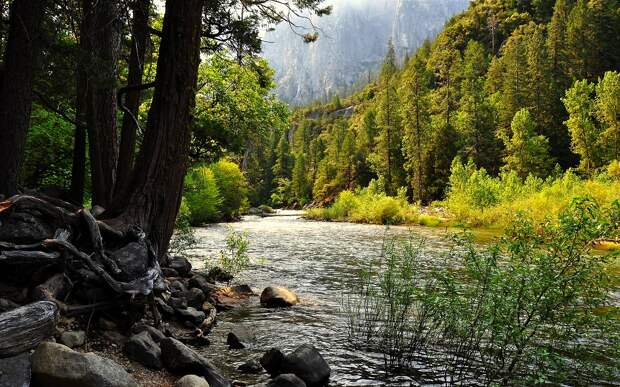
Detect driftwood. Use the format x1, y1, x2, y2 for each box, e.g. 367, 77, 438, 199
0, 301, 57, 358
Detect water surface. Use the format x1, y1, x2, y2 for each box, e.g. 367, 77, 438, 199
186, 211, 463, 386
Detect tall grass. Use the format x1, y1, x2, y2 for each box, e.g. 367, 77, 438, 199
343, 198, 620, 385
444, 158, 620, 228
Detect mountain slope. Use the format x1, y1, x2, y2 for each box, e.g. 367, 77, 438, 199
262, 0, 469, 105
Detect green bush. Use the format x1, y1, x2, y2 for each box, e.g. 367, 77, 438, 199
169, 197, 198, 254
306, 181, 420, 225
444, 157, 620, 227
206, 229, 251, 278
210, 159, 249, 219
345, 198, 620, 385
184, 165, 223, 225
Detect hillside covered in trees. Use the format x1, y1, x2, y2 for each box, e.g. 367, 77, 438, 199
257, 0, 620, 222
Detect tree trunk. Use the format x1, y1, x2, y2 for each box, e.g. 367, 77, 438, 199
0, 0, 45, 198
69, 62, 88, 205
115, 0, 151, 198
115, 0, 203, 257
82, 0, 121, 208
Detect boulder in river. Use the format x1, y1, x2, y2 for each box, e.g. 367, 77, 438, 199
260, 287, 299, 308
238, 359, 263, 374
227, 326, 255, 349
260, 345, 330, 386
211, 285, 255, 310
174, 374, 210, 387
267, 374, 307, 387
160, 337, 230, 387
31, 341, 139, 387
124, 330, 162, 369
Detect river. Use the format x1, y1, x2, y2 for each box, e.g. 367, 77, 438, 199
186, 211, 463, 386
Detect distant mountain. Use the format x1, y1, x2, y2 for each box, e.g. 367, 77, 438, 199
262, 0, 469, 105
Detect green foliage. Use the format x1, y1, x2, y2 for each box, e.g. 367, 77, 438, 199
184, 165, 223, 225
210, 159, 249, 219
345, 199, 620, 384
21, 104, 77, 190
501, 108, 553, 178
211, 229, 251, 277
183, 160, 248, 225
306, 181, 420, 225
169, 198, 198, 255
445, 157, 620, 227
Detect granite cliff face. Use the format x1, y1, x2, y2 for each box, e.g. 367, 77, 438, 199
262, 0, 469, 105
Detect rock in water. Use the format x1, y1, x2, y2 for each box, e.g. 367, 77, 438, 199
238, 359, 263, 374
31, 341, 139, 387
260, 348, 287, 376
260, 345, 330, 386
260, 287, 299, 308
160, 338, 230, 387
59, 330, 85, 349
175, 374, 210, 387
0, 353, 31, 387
124, 331, 162, 369
284, 345, 330, 386
267, 374, 307, 387
227, 326, 255, 349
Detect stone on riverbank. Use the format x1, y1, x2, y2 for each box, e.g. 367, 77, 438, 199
175, 374, 210, 387
0, 352, 31, 387
31, 341, 138, 387
124, 331, 162, 369
176, 307, 206, 326
238, 359, 263, 374
160, 337, 230, 387
59, 330, 85, 349
260, 287, 299, 308
170, 257, 192, 277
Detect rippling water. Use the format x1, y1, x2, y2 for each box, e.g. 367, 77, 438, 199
185, 211, 463, 386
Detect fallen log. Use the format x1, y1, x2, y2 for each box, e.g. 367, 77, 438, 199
0, 301, 57, 358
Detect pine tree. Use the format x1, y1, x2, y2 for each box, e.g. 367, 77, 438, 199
595, 71, 620, 163
563, 79, 601, 173
456, 40, 500, 174
400, 50, 431, 202
373, 40, 405, 194
502, 108, 553, 178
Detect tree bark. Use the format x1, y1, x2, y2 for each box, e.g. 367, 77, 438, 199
82, 0, 121, 208
69, 60, 88, 205
115, 0, 203, 257
115, 0, 151, 198
0, 301, 57, 358
0, 0, 45, 198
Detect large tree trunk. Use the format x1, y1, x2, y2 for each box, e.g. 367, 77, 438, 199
115, 0, 203, 257
0, 0, 45, 198
82, 0, 121, 208
69, 60, 88, 205
115, 0, 151, 198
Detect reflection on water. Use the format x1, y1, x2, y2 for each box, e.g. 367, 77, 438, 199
186, 211, 462, 386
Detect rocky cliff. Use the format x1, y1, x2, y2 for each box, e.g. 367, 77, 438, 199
262, 0, 469, 105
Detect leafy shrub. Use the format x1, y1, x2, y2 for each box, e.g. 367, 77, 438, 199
169, 198, 198, 255
345, 198, 620, 385
307, 181, 420, 225
184, 165, 222, 225
444, 157, 620, 227
210, 159, 249, 219
206, 229, 251, 278
607, 159, 620, 180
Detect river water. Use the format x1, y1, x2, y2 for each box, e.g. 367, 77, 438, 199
186, 211, 462, 386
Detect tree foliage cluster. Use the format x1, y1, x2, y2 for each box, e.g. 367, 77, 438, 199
267, 0, 620, 208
